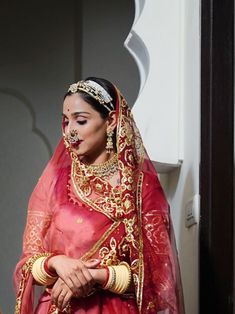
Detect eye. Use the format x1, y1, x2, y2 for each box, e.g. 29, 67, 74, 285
77, 120, 87, 125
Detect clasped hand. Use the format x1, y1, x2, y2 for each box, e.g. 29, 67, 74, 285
49, 255, 102, 310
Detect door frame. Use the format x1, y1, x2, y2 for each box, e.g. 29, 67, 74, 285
200, 0, 234, 313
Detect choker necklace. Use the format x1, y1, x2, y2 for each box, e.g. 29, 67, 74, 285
72, 153, 118, 179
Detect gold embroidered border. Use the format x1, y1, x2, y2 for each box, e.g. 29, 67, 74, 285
115, 91, 145, 167
71, 162, 116, 221
15, 252, 51, 314
136, 172, 144, 312
27, 210, 52, 218
81, 221, 121, 262
23, 210, 52, 254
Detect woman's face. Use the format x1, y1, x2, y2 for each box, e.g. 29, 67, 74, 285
63, 93, 111, 160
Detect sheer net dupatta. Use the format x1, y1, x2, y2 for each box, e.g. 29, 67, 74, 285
114, 88, 185, 314
140, 161, 185, 314
14, 140, 69, 314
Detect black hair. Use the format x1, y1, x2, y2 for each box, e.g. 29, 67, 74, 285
64, 76, 117, 119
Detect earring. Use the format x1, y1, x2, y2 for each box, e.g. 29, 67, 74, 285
106, 129, 114, 154
63, 132, 70, 150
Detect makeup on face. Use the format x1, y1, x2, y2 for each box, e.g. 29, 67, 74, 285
62, 94, 108, 160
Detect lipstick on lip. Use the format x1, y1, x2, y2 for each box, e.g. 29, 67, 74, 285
71, 140, 83, 148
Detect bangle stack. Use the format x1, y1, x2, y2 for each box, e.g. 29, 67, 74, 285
31, 256, 58, 286
103, 261, 132, 294
44, 254, 58, 277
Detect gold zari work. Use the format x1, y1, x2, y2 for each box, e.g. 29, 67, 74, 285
70, 92, 146, 310
72, 152, 118, 180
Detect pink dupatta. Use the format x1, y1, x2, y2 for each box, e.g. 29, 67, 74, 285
14, 87, 184, 314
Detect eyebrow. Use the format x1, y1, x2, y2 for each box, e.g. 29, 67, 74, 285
62, 112, 91, 118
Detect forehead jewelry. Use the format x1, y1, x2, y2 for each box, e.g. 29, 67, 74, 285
68, 80, 114, 112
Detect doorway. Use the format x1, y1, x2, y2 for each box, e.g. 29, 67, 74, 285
200, 1, 234, 313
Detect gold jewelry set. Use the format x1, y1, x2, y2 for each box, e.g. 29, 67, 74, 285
106, 130, 114, 154
66, 80, 115, 155
31, 256, 57, 286
103, 262, 132, 294
33, 81, 128, 293
64, 128, 114, 155
79, 153, 118, 179
68, 80, 114, 112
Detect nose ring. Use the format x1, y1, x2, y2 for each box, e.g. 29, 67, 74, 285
67, 129, 80, 144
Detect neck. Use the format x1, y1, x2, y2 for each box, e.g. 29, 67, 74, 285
81, 151, 115, 166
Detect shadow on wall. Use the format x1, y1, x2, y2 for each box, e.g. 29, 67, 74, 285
0, 91, 51, 313
81, 0, 140, 106
0, 2, 140, 313
168, 166, 199, 313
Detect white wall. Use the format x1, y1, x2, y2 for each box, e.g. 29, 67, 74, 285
168, 2, 200, 313
131, 1, 200, 313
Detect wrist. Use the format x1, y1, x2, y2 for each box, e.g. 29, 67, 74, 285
47, 254, 64, 272
101, 267, 109, 287
44, 254, 59, 277
90, 268, 108, 285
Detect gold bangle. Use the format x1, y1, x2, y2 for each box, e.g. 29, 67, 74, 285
103, 262, 132, 294
31, 256, 57, 286
103, 266, 116, 290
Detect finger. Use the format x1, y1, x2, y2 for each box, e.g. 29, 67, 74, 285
61, 276, 76, 293
79, 262, 94, 284
80, 266, 95, 294
61, 290, 73, 311
51, 279, 63, 303
77, 264, 96, 295
57, 291, 66, 310
73, 272, 88, 296
51, 278, 70, 306
65, 274, 82, 294
83, 259, 101, 269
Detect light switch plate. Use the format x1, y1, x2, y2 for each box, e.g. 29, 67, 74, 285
185, 194, 200, 228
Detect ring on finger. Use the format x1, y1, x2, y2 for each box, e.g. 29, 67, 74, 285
74, 289, 81, 298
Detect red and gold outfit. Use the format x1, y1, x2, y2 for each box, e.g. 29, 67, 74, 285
14, 88, 184, 313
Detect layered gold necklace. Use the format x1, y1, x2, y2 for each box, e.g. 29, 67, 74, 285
72, 152, 118, 180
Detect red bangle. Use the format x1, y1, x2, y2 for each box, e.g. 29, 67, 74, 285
102, 267, 110, 288
43, 253, 58, 277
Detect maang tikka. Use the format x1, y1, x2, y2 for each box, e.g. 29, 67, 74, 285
106, 129, 114, 154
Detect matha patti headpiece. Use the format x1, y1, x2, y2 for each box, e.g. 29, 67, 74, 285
68, 80, 114, 112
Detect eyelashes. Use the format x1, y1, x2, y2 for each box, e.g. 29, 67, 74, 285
77, 120, 87, 125
62, 120, 87, 126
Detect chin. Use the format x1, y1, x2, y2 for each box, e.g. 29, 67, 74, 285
70, 147, 82, 156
